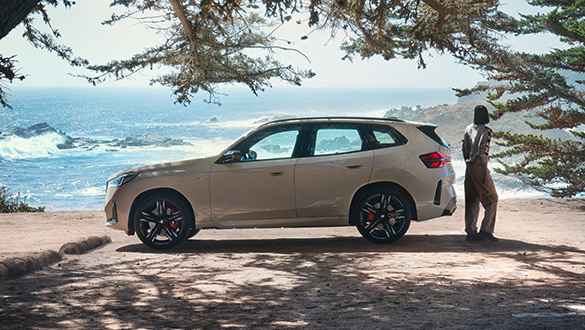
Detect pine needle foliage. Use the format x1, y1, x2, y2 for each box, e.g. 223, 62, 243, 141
0, 0, 86, 108
1, 0, 501, 106
82, 0, 318, 105
85, 0, 501, 104
455, 0, 585, 197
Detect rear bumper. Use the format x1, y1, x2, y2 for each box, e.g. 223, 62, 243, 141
442, 197, 457, 216
414, 179, 457, 221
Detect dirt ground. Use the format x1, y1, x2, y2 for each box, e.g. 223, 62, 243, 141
1, 198, 584, 329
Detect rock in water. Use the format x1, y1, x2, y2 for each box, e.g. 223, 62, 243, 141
10, 122, 76, 149
11, 122, 57, 138
111, 133, 192, 148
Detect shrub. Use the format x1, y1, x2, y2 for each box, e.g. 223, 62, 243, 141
0, 186, 45, 213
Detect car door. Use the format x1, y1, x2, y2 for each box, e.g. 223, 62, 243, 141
209, 126, 301, 224
295, 124, 374, 218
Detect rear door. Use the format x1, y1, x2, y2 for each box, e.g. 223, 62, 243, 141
295, 124, 373, 218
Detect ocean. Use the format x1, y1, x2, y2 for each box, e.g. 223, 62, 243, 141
0, 87, 546, 211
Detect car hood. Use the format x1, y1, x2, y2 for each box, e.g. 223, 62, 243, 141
108, 156, 216, 181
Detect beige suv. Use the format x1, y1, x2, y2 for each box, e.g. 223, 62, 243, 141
105, 117, 457, 249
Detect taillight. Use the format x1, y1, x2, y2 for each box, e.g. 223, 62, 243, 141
420, 152, 451, 168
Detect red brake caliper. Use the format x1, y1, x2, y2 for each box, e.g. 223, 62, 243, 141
169, 208, 178, 230
367, 213, 375, 222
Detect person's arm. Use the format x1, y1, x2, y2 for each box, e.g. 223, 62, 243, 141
478, 128, 492, 163
480, 128, 493, 183
462, 128, 472, 162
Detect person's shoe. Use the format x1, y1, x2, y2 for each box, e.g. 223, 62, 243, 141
466, 233, 485, 241
479, 231, 499, 242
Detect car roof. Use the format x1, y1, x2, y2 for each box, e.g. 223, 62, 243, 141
259, 116, 407, 127
257, 117, 438, 130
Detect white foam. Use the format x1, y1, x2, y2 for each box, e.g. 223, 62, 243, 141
205, 118, 271, 129
78, 186, 105, 197
0, 133, 67, 160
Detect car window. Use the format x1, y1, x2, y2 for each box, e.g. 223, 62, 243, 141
249, 130, 299, 160
314, 128, 362, 156
373, 130, 397, 144
368, 126, 407, 149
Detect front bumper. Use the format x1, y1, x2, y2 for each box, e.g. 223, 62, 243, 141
104, 183, 135, 235
106, 200, 118, 227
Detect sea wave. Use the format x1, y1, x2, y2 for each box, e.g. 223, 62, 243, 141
55, 186, 104, 198
0, 122, 196, 161
117, 116, 292, 130
109, 112, 390, 132
0, 133, 67, 161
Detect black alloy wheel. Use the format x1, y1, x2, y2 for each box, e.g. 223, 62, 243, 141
134, 193, 192, 249
354, 188, 411, 244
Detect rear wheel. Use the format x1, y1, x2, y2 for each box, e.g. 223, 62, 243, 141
134, 193, 192, 249
353, 188, 411, 244
187, 227, 200, 239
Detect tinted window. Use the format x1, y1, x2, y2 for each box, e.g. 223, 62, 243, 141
367, 125, 407, 149
374, 130, 398, 145
314, 128, 362, 156
250, 130, 299, 160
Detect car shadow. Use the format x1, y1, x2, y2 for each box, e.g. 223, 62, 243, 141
6, 234, 585, 330
116, 234, 585, 255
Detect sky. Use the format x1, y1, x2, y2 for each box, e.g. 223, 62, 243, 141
0, 1, 563, 91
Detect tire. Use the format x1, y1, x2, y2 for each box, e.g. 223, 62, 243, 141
133, 193, 192, 249
353, 188, 412, 244
187, 227, 200, 239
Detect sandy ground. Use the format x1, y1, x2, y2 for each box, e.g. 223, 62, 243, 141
0, 198, 584, 329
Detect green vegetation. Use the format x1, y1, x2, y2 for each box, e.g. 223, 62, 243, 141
454, 1, 585, 197
0, 186, 45, 213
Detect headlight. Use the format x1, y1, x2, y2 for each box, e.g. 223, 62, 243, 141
107, 172, 139, 189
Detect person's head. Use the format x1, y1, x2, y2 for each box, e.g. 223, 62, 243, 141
474, 105, 490, 125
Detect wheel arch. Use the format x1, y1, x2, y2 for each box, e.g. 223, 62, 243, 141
127, 188, 196, 236
349, 182, 418, 225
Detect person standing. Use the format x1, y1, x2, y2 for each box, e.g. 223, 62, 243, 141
462, 105, 499, 242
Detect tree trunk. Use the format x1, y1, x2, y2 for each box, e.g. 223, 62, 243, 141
0, 0, 40, 40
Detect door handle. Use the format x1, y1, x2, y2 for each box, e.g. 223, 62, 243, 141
346, 165, 362, 169
270, 171, 284, 176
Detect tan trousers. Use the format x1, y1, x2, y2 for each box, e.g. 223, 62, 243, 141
464, 163, 498, 235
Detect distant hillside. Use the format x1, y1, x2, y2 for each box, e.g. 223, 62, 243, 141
384, 101, 575, 159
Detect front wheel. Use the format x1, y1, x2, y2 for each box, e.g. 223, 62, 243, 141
353, 188, 412, 244
134, 193, 192, 249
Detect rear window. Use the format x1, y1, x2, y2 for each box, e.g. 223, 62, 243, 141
365, 125, 407, 150
417, 125, 449, 147
314, 128, 363, 155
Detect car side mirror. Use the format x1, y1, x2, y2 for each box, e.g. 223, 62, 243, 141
220, 150, 242, 163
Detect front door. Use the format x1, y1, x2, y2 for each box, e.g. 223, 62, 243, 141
209, 128, 301, 225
